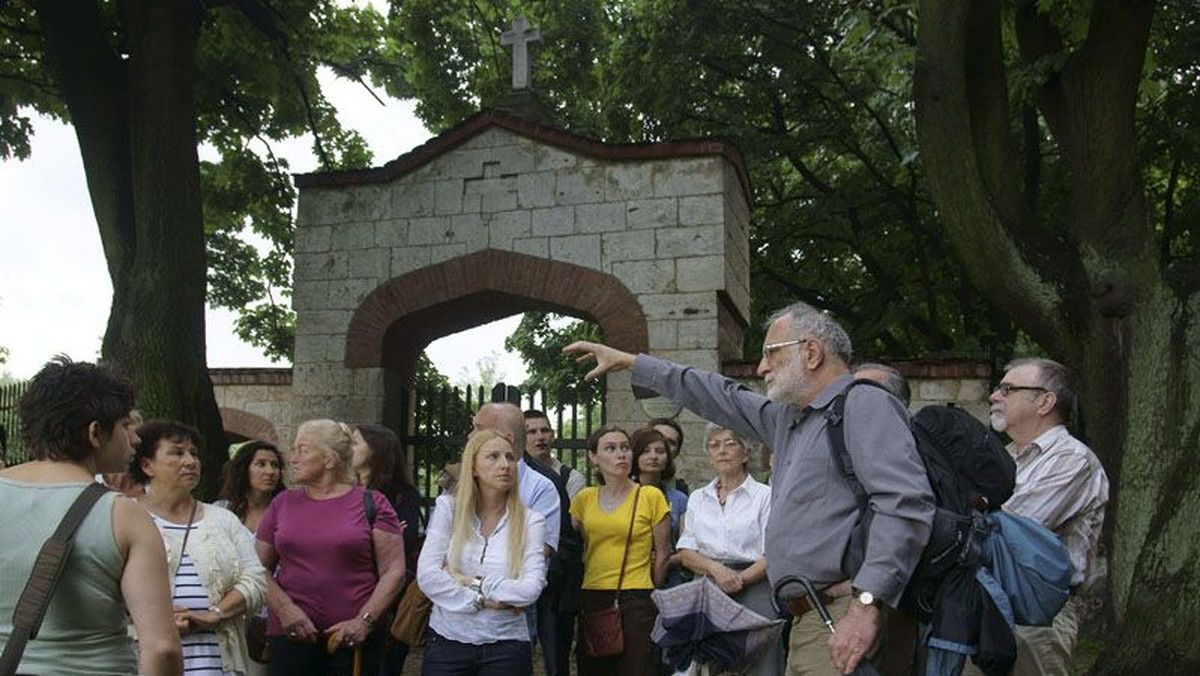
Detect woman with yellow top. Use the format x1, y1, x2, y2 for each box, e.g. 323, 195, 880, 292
570, 425, 671, 676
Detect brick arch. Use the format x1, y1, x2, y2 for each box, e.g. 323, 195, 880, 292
219, 408, 280, 445
343, 248, 648, 370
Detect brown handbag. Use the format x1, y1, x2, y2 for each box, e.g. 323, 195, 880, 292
389, 578, 432, 646
580, 485, 641, 658
246, 615, 270, 663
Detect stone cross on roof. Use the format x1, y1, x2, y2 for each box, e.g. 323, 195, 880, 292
500, 16, 541, 91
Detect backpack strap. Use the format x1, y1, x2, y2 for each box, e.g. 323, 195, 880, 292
1, 482, 111, 676
824, 379, 892, 518
363, 489, 377, 527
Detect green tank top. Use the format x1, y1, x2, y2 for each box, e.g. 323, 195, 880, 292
0, 478, 137, 675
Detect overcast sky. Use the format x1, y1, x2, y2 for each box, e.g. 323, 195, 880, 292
0, 68, 528, 384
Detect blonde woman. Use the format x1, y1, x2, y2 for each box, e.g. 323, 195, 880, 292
255, 419, 406, 676
416, 429, 547, 676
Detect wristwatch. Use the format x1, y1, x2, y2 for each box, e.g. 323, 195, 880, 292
853, 589, 878, 607
208, 605, 224, 620
469, 576, 485, 611
360, 610, 375, 627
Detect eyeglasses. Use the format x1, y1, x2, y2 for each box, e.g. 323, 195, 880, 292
994, 383, 1048, 397
761, 338, 810, 360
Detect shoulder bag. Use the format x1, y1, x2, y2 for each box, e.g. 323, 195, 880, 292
580, 485, 642, 658
0, 482, 111, 676
388, 489, 431, 646
388, 578, 432, 646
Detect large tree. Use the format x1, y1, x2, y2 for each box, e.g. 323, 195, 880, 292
1, 1, 385, 494
914, 0, 1198, 672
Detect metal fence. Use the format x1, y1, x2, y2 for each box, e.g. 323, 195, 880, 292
0, 380, 27, 465
400, 381, 605, 520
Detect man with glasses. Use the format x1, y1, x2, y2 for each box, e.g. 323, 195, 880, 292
565, 301, 934, 676
962, 358, 1109, 676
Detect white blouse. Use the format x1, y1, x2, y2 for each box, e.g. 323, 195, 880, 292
417, 494, 547, 644
676, 474, 771, 564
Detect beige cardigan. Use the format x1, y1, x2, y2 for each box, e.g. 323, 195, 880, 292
155, 502, 267, 676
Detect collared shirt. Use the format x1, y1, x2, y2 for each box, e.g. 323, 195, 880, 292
633, 355, 935, 608
676, 474, 771, 564
417, 494, 547, 644
1004, 425, 1109, 589
518, 458, 561, 551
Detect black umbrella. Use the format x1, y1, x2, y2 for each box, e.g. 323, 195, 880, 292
651, 577, 785, 674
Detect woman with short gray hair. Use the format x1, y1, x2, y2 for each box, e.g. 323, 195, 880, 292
675, 423, 780, 676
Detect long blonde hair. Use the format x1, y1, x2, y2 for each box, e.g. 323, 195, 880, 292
446, 430, 527, 578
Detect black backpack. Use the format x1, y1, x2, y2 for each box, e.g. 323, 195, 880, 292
827, 379, 1016, 620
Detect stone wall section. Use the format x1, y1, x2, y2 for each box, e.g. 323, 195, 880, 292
210, 368, 294, 447
293, 124, 751, 430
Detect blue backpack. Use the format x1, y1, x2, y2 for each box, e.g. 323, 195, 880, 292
978, 511, 1073, 626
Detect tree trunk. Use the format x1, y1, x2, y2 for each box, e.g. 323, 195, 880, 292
36, 0, 228, 497
914, 0, 1200, 673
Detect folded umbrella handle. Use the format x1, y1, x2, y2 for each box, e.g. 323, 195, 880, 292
770, 575, 837, 634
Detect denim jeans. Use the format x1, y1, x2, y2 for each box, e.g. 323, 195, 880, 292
420, 629, 533, 676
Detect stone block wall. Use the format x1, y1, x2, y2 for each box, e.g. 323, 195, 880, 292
292, 118, 752, 431
210, 368, 294, 447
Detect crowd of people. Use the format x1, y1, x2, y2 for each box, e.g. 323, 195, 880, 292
0, 300, 1109, 676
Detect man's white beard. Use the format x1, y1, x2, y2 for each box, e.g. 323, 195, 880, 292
990, 412, 1008, 433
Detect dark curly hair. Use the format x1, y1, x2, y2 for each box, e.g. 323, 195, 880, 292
630, 426, 676, 483
128, 419, 203, 485
18, 356, 136, 463
219, 440, 285, 520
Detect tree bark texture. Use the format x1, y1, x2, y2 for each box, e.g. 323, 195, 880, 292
914, 0, 1199, 673
35, 0, 228, 497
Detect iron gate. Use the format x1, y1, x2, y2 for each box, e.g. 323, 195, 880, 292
399, 381, 605, 520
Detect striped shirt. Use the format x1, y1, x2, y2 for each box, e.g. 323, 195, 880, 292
1004, 425, 1109, 589
153, 515, 233, 676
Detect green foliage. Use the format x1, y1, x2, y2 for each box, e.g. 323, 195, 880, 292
1140, 1, 1200, 270
383, 0, 1016, 362
455, 351, 505, 393
0, 5, 63, 160
413, 351, 452, 391
504, 312, 602, 409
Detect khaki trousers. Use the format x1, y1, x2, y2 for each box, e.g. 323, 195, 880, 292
960, 597, 1079, 676
785, 596, 886, 676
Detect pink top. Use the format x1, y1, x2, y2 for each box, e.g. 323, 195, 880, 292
258, 486, 402, 635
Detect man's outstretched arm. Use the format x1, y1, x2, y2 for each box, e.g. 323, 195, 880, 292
563, 341, 779, 448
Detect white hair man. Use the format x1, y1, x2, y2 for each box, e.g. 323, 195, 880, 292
566, 301, 935, 676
